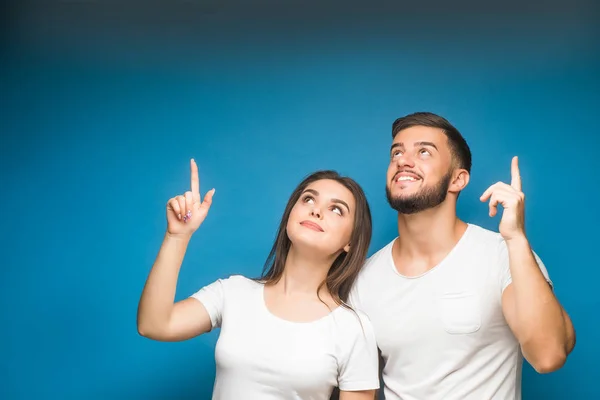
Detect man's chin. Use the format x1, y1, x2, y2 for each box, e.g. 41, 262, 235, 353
389, 193, 419, 203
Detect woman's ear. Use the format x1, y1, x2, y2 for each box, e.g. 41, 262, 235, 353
343, 243, 351, 253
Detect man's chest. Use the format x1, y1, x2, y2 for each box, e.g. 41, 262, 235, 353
362, 270, 507, 357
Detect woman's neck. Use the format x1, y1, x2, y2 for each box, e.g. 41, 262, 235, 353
272, 245, 334, 298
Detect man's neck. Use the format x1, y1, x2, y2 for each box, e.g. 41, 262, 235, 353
394, 200, 468, 269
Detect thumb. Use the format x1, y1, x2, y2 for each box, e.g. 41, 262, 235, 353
200, 188, 216, 210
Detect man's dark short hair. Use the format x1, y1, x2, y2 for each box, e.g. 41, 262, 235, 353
392, 112, 472, 173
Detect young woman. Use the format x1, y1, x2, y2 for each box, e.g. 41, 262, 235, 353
137, 159, 379, 400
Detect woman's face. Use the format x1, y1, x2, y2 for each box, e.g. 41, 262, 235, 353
286, 179, 356, 257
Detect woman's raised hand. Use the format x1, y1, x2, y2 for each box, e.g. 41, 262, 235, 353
166, 159, 215, 237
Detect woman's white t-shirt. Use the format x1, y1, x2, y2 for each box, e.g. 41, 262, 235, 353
190, 275, 380, 399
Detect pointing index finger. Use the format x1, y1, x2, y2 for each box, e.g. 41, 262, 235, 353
510, 156, 521, 191
190, 158, 201, 201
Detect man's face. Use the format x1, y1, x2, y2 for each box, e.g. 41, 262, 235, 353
385, 126, 455, 214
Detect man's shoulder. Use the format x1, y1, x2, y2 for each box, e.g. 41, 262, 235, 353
465, 223, 507, 249
363, 237, 397, 271
351, 238, 397, 293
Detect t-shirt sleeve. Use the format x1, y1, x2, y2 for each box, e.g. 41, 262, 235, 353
499, 241, 553, 293
189, 278, 227, 329
337, 311, 380, 392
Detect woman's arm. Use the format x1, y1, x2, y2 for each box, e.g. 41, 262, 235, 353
137, 159, 216, 341
137, 233, 213, 341
339, 390, 376, 400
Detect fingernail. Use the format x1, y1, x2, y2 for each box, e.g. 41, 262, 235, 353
178, 213, 182, 220
186, 210, 192, 218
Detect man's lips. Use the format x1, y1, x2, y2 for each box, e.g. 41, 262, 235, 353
393, 171, 422, 184
299, 221, 324, 232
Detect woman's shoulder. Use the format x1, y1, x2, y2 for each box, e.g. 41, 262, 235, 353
215, 274, 264, 292
332, 305, 375, 333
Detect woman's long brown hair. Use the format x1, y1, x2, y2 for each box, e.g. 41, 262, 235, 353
258, 170, 372, 307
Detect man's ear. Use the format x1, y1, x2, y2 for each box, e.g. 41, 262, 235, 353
449, 168, 470, 194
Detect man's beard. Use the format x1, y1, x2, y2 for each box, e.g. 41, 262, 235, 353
386, 171, 452, 214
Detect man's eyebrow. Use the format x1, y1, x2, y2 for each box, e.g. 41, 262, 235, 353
391, 142, 404, 152
391, 141, 438, 151
415, 141, 438, 150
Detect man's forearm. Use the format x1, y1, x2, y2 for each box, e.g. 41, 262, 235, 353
506, 235, 568, 372
562, 308, 576, 354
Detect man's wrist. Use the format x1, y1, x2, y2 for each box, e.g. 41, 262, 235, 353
505, 233, 530, 250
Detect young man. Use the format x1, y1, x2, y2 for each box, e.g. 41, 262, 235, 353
349, 112, 576, 400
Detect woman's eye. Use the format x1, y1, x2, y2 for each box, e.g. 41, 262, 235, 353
332, 207, 342, 216
304, 196, 314, 204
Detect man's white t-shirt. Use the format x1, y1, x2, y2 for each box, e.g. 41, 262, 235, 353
349, 224, 552, 400
191, 275, 380, 399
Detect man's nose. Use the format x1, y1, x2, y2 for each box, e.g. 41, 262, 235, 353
396, 152, 415, 169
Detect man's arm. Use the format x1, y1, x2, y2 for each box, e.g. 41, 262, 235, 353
481, 156, 575, 373
501, 237, 575, 373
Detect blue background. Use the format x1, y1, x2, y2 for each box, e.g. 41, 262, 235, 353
1, 1, 598, 399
